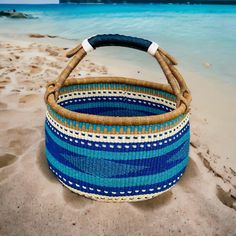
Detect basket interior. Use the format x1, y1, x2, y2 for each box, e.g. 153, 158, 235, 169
57, 82, 176, 117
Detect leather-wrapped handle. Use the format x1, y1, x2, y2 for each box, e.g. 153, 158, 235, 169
66, 34, 160, 58
88, 34, 153, 52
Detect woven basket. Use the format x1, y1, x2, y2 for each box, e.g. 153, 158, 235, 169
44, 34, 192, 202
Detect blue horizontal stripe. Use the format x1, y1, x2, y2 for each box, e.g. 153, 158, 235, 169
48, 162, 186, 197
59, 95, 173, 111
46, 130, 189, 177
45, 123, 190, 160
63, 101, 168, 116
46, 148, 188, 187
71, 107, 156, 116
95, 108, 153, 117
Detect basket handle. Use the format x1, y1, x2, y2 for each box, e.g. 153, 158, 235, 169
68, 34, 162, 57
45, 34, 190, 111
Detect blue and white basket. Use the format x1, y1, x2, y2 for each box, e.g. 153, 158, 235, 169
44, 34, 192, 202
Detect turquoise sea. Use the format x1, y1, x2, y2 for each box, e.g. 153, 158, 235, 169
0, 4, 236, 83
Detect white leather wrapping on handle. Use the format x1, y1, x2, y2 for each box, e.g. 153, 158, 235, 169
147, 42, 159, 56
82, 39, 94, 53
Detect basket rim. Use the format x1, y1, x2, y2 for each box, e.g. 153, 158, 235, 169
47, 76, 191, 126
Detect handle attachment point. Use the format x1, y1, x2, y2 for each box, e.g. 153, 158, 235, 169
148, 42, 159, 56
82, 39, 94, 53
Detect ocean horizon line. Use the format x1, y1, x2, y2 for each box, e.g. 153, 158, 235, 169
59, 0, 236, 5
1, 2, 236, 5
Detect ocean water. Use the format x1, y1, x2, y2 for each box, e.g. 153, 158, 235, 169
0, 4, 236, 83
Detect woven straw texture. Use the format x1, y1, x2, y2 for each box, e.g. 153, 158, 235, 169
44, 35, 192, 202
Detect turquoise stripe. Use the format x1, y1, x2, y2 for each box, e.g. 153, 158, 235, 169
46, 124, 190, 160
46, 149, 188, 187
64, 102, 166, 114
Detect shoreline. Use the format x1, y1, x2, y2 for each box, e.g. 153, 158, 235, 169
0, 33, 236, 235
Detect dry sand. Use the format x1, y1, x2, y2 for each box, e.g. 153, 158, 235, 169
0, 35, 236, 236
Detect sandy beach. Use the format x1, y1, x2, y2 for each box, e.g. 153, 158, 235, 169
0, 34, 236, 235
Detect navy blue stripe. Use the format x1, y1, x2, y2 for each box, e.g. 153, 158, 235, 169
95, 108, 153, 117
70, 107, 157, 116
58, 95, 174, 112
45, 127, 189, 177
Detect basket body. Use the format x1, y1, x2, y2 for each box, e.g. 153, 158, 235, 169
45, 80, 190, 202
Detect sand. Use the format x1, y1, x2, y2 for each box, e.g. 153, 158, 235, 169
0, 35, 236, 236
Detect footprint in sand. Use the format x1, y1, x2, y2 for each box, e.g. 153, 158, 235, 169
0, 153, 18, 183
17, 79, 35, 87
0, 86, 5, 92
18, 94, 42, 108
0, 127, 39, 156
0, 153, 17, 168
9, 129, 38, 155
32, 56, 45, 65
45, 48, 59, 57
29, 64, 42, 74
0, 162, 18, 183
216, 185, 236, 210
0, 77, 11, 92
